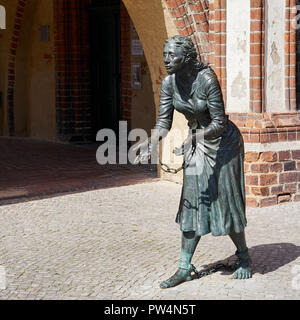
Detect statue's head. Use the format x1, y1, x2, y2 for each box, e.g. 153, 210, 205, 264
163, 35, 198, 75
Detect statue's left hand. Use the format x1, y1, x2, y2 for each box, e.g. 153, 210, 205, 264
173, 135, 193, 156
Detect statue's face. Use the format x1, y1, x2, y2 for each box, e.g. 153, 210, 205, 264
163, 42, 186, 75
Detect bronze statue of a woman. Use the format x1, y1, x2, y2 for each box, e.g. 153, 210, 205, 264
134, 35, 252, 288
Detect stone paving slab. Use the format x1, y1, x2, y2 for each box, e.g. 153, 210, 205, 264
0, 181, 299, 300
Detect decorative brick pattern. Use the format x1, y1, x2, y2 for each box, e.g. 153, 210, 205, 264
53, 0, 92, 141
120, 2, 132, 128
250, 0, 265, 113
285, 0, 297, 111
7, 0, 27, 136
245, 150, 300, 207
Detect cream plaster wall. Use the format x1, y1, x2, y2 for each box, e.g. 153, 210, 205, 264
226, 0, 250, 113
130, 23, 156, 136
265, 0, 286, 112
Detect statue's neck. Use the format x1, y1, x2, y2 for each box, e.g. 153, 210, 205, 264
176, 62, 199, 85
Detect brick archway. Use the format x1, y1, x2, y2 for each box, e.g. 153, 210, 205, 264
53, 0, 134, 141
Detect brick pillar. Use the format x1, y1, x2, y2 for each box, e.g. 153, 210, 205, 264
214, 0, 226, 106
285, 0, 297, 111
120, 2, 132, 128
7, 0, 27, 136
53, 0, 92, 142
208, 1, 215, 67
250, 0, 265, 113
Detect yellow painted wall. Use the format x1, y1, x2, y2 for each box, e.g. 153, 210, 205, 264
122, 0, 187, 181
0, 0, 19, 135
24, 0, 55, 141
0, 0, 56, 141
130, 22, 156, 135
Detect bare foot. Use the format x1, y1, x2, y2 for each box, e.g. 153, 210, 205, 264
233, 249, 252, 279
233, 266, 252, 279
160, 268, 192, 289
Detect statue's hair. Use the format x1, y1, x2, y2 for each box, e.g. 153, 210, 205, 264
164, 35, 198, 62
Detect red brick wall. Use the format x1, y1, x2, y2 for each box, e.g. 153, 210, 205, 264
250, 0, 265, 113
7, 0, 28, 136
213, 0, 226, 106
245, 150, 300, 207
53, 0, 92, 141
53, 0, 132, 139
285, 0, 297, 111
297, 0, 300, 109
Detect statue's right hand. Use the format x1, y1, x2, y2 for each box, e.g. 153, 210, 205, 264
132, 139, 151, 164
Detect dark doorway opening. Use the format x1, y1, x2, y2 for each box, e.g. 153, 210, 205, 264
89, 0, 121, 139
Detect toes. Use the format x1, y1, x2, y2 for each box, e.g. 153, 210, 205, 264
233, 267, 252, 279
159, 281, 168, 289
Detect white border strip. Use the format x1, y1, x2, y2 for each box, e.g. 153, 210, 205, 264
245, 141, 300, 152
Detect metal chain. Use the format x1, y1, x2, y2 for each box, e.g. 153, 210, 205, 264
191, 263, 236, 279
159, 145, 196, 174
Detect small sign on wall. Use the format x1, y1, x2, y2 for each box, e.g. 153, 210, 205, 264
38, 25, 50, 42
131, 62, 142, 89
0, 5, 6, 29
131, 39, 144, 56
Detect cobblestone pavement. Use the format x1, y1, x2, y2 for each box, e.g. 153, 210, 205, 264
0, 181, 299, 300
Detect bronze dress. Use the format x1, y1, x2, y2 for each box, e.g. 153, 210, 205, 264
154, 64, 247, 237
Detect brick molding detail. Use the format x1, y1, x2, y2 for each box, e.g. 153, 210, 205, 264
7, 0, 27, 136
245, 149, 300, 207
229, 112, 300, 143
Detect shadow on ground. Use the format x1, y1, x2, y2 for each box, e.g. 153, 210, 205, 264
0, 137, 157, 206
197, 243, 300, 276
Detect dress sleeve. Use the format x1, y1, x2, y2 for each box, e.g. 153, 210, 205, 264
154, 76, 174, 131
203, 70, 227, 139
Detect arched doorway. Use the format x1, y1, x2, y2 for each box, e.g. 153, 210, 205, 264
53, 0, 156, 144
